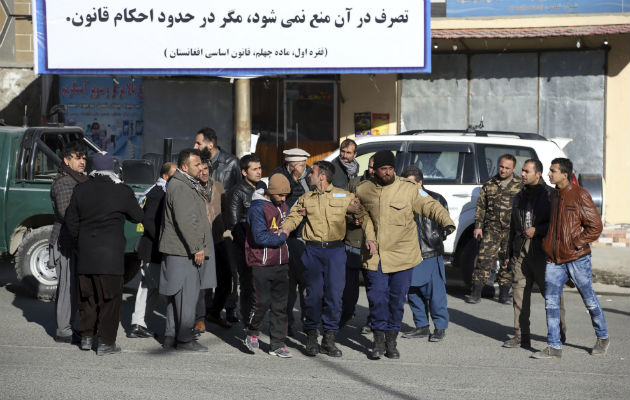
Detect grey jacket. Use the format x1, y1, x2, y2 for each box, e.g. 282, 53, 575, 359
159, 169, 214, 257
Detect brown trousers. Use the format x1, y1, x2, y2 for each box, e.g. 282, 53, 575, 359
511, 240, 566, 337
77, 274, 124, 345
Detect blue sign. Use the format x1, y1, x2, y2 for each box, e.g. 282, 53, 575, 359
447, 0, 630, 17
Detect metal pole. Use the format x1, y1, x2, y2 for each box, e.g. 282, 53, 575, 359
235, 78, 251, 158
163, 137, 172, 164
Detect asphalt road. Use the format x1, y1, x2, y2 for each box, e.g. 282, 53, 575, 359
0, 261, 628, 400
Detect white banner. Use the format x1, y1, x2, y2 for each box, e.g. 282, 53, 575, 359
34, 0, 430, 75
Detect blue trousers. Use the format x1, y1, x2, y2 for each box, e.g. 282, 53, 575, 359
301, 245, 346, 332
545, 254, 608, 349
365, 264, 413, 332
407, 256, 449, 330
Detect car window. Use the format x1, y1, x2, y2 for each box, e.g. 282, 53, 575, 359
477, 144, 537, 181
354, 141, 405, 175
406, 142, 476, 185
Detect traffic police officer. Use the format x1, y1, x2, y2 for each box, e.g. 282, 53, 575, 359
466, 154, 522, 304
355, 151, 455, 359
279, 160, 360, 357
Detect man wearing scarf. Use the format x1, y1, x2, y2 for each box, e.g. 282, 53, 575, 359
159, 149, 216, 352
49, 140, 88, 343
331, 139, 360, 189
65, 153, 143, 355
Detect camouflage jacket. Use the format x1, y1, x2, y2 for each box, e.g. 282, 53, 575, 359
474, 174, 522, 231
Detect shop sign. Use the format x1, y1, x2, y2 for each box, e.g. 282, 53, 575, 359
34, 0, 431, 75
447, 0, 629, 17
60, 76, 144, 159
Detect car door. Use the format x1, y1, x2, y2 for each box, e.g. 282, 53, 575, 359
403, 141, 478, 254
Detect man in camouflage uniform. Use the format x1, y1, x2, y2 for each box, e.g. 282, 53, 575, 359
465, 154, 522, 304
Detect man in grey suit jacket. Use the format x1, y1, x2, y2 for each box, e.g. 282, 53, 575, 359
159, 149, 216, 352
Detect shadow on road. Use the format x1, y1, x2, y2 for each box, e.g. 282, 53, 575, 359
448, 307, 512, 342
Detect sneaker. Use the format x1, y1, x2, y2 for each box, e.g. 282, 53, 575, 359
591, 337, 610, 356
269, 346, 292, 358
531, 346, 562, 359
245, 335, 259, 352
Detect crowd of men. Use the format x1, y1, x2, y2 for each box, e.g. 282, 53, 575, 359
49, 129, 610, 360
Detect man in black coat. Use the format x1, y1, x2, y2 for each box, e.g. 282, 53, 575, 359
270, 148, 313, 335
127, 162, 176, 339
503, 159, 566, 348
65, 153, 143, 355
194, 127, 240, 191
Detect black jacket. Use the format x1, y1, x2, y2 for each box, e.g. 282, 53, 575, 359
416, 188, 448, 259
65, 174, 143, 275
508, 180, 552, 261
209, 148, 240, 192
136, 184, 166, 264
226, 179, 267, 241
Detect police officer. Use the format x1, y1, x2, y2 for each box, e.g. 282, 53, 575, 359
355, 151, 454, 359
466, 154, 522, 304
279, 161, 360, 357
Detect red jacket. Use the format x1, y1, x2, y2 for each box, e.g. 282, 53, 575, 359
543, 183, 602, 264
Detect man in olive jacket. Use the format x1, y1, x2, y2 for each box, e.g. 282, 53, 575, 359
159, 149, 216, 352
355, 151, 455, 359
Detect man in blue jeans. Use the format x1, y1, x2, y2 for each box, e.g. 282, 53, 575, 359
533, 158, 608, 359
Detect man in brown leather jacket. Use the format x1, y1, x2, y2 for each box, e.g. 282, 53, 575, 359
533, 158, 608, 359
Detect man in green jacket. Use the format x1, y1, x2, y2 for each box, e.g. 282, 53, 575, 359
355, 151, 455, 359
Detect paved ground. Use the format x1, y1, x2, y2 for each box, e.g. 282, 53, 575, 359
1, 260, 629, 400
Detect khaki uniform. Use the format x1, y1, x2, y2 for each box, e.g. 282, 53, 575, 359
283, 184, 356, 241
355, 177, 454, 273
473, 175, 522, 285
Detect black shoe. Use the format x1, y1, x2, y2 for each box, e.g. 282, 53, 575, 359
176, 340, 208, 352
127, 324, 154, 339
225, 308, 239, 323
402, 326, 430, 339
80, 336, 93, 351
371, 330, 386, 359
305, 330, 319, 357
320, 331, 342, 357
385, 331, 400, 359
361, 325, 372, 335
162, 336, 176, 349
429, 329, 446, 342
54, 334, 73, 344
465, 282, 483, 304
97, 343, 121, 356
498, 285, 511, 304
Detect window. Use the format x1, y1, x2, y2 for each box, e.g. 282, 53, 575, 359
354, 141, 406, 175
406, 143, 476, 184
477, 144, 537, 182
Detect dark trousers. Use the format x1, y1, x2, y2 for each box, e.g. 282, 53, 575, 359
247, 264, 289, 350
77, 274, 123, 345
223, 237, 239, 312
365, 264, 413, 332
407, 256, 449, 330
195, 241, 232, 321
302, 245, 346, 333
340, 245, 367, 326
286, 237, 306, 328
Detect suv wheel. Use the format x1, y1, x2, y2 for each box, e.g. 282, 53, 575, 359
14, 226, 57, 301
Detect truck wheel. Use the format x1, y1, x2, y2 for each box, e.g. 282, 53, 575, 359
14, 226, 57, 301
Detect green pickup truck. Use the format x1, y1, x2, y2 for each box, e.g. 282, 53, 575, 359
0, 125, 152, 300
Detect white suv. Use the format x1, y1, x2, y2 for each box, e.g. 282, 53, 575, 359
324, 129, 582, 285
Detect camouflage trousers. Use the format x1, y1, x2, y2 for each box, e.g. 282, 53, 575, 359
472, 228, 512, 285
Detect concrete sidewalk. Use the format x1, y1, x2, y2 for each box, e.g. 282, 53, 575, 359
591, 246, 630, 289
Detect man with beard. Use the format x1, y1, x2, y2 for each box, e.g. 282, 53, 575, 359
466, 154, 522, 304
503, 159, 566, 349
331, 139, 359, 189
194, 127, 240, 323
159, 149, 216, 352
65, 153, 143, 355
193, 160, 232, 336
49, 140, 88, 343
270, 148, 313, 336
355, 150, 454, 359
226, 154, 267, 324
279, 161, 360, 357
